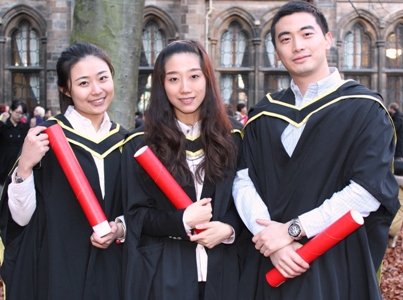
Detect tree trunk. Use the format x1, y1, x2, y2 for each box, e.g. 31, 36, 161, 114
71, 0, 145, 129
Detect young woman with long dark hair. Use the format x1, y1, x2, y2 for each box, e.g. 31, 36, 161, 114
122, 40, 244, 300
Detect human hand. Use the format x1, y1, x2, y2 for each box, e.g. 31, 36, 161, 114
269, 242, 309, 278
17, 126, 49, 178
183, 198, 212, 229
90, 221, 123, 249
189, 221, 233, 249
252, 219, 293, 257
0, 112, 10, 122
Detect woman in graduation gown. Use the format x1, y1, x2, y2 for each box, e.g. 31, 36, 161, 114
0, 42, 127, 300
122, 40, 245, 300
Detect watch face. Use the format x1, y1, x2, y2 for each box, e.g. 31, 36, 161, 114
15, 176, 24, 183
288, 223, 301, 237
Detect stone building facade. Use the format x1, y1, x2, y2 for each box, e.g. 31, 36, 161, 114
1, 0, 403, 116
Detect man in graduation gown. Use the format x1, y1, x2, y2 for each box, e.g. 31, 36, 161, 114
0, 115, 127, 299
232, 1, 400, 299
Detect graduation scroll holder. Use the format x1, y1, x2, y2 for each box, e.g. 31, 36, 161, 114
44, 124, 111, 237
134, 145, 203, 234
266, 209, 364, 287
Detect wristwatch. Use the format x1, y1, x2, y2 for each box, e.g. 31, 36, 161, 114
15, 174, 25, 183
115, 219, 126, 244
288, 218, 302, 240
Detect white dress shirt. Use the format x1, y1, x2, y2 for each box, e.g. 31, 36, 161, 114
232, 68, 380, 237
177, 119, 234, 282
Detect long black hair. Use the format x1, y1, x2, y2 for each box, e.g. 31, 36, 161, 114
141, 40, 237, 184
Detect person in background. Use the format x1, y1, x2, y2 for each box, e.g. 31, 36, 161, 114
122, 40, 244, 300
387, 102, 403, 247
0, 100, 30, 193
30, 105, 45, 127
43, 108, 53, 121
235, 102, 248, 125
388, 102, 403, 161
134, 111, 144, 128
232, 1, 399, 299
0, 42, 128, 300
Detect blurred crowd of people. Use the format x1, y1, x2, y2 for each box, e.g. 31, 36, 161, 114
0, 103, 53, 193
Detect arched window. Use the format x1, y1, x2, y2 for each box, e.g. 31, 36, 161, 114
342, 22, 373, 89
141, 21, 165, 67
219, 21, 250, 108
138, 20, 167, 112
220, 22, 248, 68
262, 31, 290, 94
386, 23, 403, 104
264, 32, 282, 68
10, 19, 41, 111
343, 23, 371, 69
386, 23, 403, 69
12, 20, 39, 67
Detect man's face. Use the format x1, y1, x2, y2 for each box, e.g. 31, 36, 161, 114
274, 12, 332, 83
389, 107, 396, 115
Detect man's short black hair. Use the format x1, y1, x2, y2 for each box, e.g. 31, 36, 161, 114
236, 103, 246, 112
270, 1, 329, 48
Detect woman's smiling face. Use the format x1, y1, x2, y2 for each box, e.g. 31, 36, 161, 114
163, 52, 206, 125
65, 55, 114, 123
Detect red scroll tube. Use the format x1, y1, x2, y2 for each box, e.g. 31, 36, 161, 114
266, 209, 364, 287
44, 124, 111, 237
134, 145, 203, 233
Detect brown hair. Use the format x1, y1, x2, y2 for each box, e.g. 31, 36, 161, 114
141, 40, 237, 184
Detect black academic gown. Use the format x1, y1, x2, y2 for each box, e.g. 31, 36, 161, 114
122, 118, 245, 300
0, 115, 127, 300
239, 80, 400, 299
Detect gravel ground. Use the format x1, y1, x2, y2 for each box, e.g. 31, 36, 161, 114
381, 225, 403, 300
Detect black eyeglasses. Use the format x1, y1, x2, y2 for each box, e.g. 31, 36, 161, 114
13, 111, 25, 116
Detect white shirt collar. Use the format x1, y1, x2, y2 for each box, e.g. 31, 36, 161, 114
290, 68, 342, 107
64, 105, 111, 138
291, 68, 342, 94
176, 119, 201, 138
